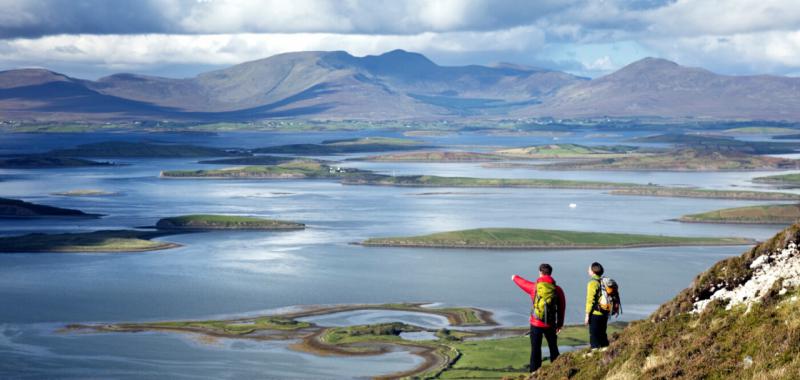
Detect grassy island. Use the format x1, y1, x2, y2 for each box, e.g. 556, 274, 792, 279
679, 204, 800, 224
48, 141, 248, 158
356, 151, 508, 162
540, 149, 800, 171
156, 214, 305, 231
254, 137, 430, 155
161, 160, 361, 179
630, 134, 799, 155
496, 144, 644, 159
611, 187, 800, 200
0, 156, 113, 169
342, 174, 645, 190
0, 230, 180, 253
0, 197, 100, 218
198, 156, 297, 165
51, 189, 119, 197
360, 228, 753, 249
752, 173, 800, 187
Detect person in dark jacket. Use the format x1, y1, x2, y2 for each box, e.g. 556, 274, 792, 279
512, 263, 566, 372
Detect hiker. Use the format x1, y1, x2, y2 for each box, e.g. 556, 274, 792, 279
512, 263, 566, 373
584, 262, 621, 348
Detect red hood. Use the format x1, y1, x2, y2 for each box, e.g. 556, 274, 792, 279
537, 275, 555, 284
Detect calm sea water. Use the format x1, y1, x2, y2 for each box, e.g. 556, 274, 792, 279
0, 131, 797, 378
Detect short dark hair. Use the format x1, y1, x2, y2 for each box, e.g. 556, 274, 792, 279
591, 262, 604, 276
539, 263, 553, 275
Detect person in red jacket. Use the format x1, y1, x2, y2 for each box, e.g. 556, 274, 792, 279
512, 263, 566, 372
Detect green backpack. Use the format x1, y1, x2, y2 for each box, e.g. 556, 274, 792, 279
531, 282, 557, 326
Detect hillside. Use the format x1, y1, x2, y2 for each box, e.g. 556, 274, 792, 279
530, 222, 800, 379
0, 197, 100, 218
4, 51, 800, 121
520, 57, 800, 120
680, 204, 800, 224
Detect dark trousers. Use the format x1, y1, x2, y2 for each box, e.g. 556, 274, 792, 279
530, 325, 559, 372
589, 313, 609, 348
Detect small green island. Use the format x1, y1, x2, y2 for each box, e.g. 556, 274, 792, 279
161, 160, 362, 179
254, 137, 430, 155
360, 228, 754, 249
719, 126, 799, 135
495, 144, 644, 159
679, 204, 800, 224
156, 214, 305, 231
48, 141, 249, 158
752, 173, 800, 187
610, 187, 800, 200
51, 189, 119, 197
356, 151, 508, 162
63, 302, 622, 379
539, 149, 800, 171
0, 156, 114, 169
0, 197, 101, 218
0, 230, 180, 253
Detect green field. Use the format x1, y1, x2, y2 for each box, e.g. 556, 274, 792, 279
680, 204, 800, 224
753, 173, 800, 186
361, 228, 753, 249
156, 214, 305, 230
542, 149, 800, 171
496, 144, 643, 159
610, 187, 800, 200
130, 317, 312, 335
48, 141, 247, 158
0, 230, 180, 253
441, 324, 625, 379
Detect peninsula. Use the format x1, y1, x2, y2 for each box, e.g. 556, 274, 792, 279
0, 230, 181, 253
752, 173, 800, 187
0, 156, 114, 169
0, 197, 101, 218
341, 174, 645, 190
161, 160, 363, 179
48, 141, 248, 158
254, 137, 430, 155
156, 214, 305, 231
539, 149, 800, 171
679, 204, 800, 224
355, 151, 508, 162
495, 144, 644, 159
359, 228, 753, 249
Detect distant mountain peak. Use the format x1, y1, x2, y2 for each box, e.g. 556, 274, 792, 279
0, 68, 73, 89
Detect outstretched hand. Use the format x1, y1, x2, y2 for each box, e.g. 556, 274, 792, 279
511, 274, 516, 281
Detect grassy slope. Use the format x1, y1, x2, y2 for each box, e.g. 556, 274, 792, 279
0, 230, 179, 253
753, 173, 800, 186
541, 149, 800, 171
530, 223, 800, 380
362, 228, 753, 249
680, 204, 800, 224
156, 214, 304, 230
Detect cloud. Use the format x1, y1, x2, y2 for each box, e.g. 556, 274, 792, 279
0, 0, 799, 78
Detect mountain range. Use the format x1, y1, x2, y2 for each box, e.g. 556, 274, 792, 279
2, 49, 800, 122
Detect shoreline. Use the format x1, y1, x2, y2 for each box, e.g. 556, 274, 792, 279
355, 240, 756, 250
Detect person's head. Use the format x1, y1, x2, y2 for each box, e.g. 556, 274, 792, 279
588, 262, 604, 276
539, 263, 553, 276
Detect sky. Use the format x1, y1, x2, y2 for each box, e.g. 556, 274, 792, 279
1, 0, 800, 79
